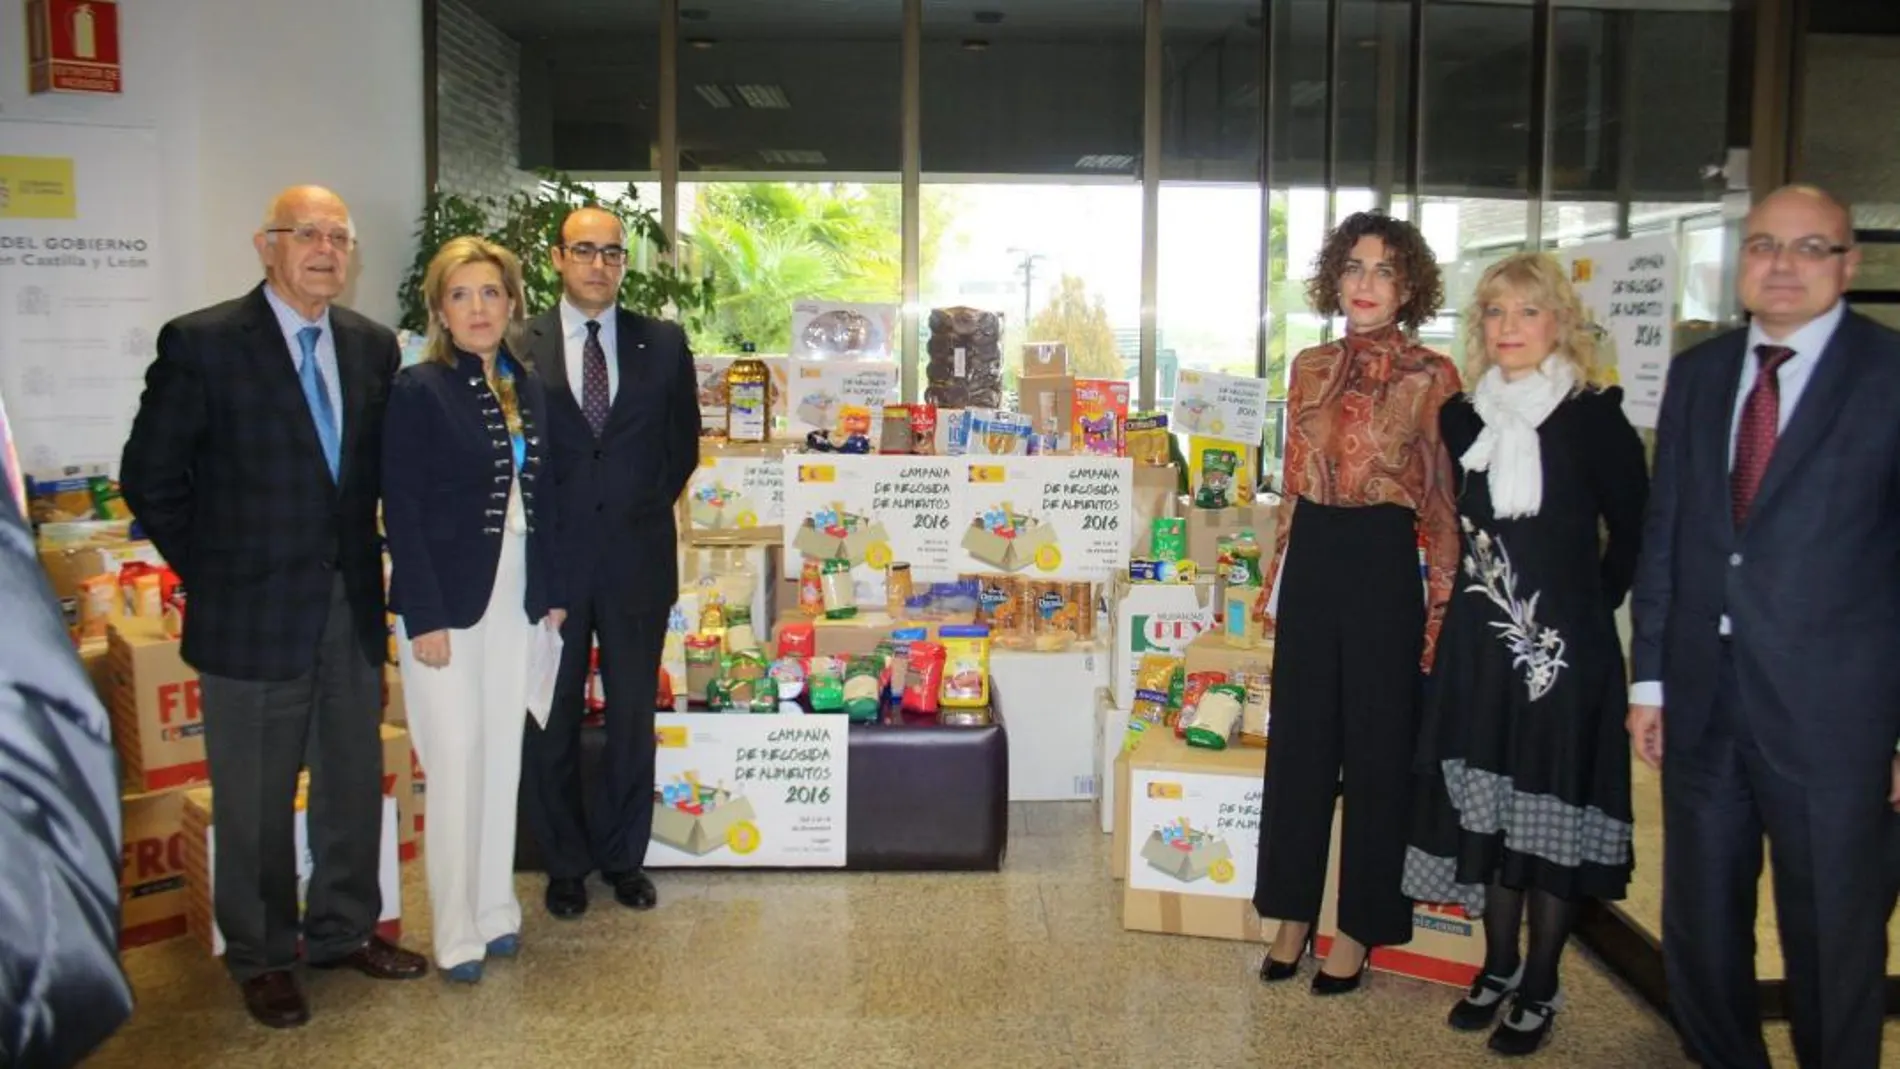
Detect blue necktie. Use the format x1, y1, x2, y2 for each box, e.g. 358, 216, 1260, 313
297, 326, 341, 481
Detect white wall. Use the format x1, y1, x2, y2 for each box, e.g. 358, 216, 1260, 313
0, 0, 426, 325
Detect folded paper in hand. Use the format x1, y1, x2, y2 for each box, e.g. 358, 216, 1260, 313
527, 624, 564, 728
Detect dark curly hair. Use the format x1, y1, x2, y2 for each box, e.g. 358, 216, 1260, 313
1304, 211, 1445, 331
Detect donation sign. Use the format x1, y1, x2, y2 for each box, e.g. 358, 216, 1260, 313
1172, 369, 1269, 447
787, 359, 900, 440
649, 713, 847, 868
1558, 235, 1678, 430
684, 452, 787, 539
1127, 769, 1261, 899
956, 456, 1132, 581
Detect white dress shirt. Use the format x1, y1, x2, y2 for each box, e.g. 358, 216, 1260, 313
558, 296, 620, 406
1629, 299, 1847, 708
263, 282, 342, 429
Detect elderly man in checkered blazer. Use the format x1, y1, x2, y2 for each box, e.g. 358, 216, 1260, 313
120, 185, 428, 1029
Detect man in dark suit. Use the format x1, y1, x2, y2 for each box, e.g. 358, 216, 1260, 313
1629, 183, 1900, 1069
0, 489, 134, 1067
120, 185, 427, 1029
521, 206, 699, 918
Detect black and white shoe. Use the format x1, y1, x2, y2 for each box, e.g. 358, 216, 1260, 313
1447, 961, 1525, 1031
1487, 989, 1565, 1057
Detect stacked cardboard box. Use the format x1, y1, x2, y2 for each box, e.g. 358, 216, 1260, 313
181, 773, 403, 957
104, 615, 205, 792
119, 787, 190, 948
380, 724, 416, 862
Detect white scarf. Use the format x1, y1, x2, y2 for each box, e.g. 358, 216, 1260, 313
1461, 356, 1576, 519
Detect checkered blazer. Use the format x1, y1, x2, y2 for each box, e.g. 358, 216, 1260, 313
120, 284, 399, 682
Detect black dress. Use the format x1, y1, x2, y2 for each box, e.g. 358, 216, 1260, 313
1402, 386, 1649, 913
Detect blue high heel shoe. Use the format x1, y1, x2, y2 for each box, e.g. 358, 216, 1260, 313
443, 961, 484, 985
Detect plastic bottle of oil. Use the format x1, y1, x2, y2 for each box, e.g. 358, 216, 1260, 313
726, 342, 771, 442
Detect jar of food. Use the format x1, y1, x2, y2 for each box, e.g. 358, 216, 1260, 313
886, 562, 914, 619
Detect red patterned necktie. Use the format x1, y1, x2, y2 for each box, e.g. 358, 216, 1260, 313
581, 319, 610, 437
1730, 344, 1794, 527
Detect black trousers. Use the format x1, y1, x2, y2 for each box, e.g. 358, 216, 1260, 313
1254, 500, 1422, 948
521, 581, 668, 880
197, 577, 384, 981
1662, 645, 1894, 1069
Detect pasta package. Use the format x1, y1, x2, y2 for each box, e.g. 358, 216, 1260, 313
1130, 653, 1182, 724
1126, 412, 1171, 466
1176, 671, 1229, 738
1186, 684, 1247, 750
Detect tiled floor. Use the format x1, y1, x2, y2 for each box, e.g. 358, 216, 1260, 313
89, 802, 1886, 1068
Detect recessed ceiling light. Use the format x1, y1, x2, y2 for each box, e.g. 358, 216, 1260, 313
962, 38, 989, 51
694, 84, 732, 109
687, 37, 718, 49
733, 84, 791, 109
1075, 154, 1136, 172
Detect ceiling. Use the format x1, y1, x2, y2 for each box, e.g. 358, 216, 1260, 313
451, 0, 1735, 198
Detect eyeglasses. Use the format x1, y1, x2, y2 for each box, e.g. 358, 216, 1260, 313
556, 242, 629, 266
1741, 235, 1851, 263
265, 224, 356, 251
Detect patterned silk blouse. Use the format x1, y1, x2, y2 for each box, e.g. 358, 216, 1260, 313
1262, 324, 1462, 671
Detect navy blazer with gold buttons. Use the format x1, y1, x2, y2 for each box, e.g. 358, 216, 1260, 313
382, 348, 564, 637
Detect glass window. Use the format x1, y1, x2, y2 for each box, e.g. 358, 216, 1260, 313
921, 2, 1143, 405
1160, 1, 1264, 395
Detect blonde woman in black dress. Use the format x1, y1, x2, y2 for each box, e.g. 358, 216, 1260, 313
1403, 252, 1649, 1056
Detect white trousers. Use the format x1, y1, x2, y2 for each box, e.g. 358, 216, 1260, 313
398, 527, 531, 969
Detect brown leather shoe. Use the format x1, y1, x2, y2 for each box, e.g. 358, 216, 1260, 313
309, 935, 430, 980
241, 970, 309, 1029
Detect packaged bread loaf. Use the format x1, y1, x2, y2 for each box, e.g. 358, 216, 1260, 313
924, 306, 1004, 409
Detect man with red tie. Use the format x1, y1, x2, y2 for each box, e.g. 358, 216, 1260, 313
1629, 184, 1900, 1069
519, 207, 700, 919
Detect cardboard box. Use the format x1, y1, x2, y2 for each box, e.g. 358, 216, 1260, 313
1182, 498, 1278, 576
1182, 629, 1275, 680
381, 724, 416, 861
768, 612, 980, 661
181, 775, 403, 957
994, 645, 1104, 801
1118, 730, 1483, 986
409, 744, 427, 837
118, 787, 189, 948
1130, 464, 1181, 556
104, 616, 206, 792
1017, 375, 1075, 451
1108, 578, 1217, 711
381, 667, 406, 726
1022, 341, 1068, 377
1095, 688, 1129, 835
682, 545, 776, 631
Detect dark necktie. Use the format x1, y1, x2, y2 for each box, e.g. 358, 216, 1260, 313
1730, 344, 1795, 527
581, 319, 610, 437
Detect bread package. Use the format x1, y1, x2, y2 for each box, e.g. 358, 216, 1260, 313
925, 307, 1004, 409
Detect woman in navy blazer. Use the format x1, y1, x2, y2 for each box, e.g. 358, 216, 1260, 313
383, 236, 564, 983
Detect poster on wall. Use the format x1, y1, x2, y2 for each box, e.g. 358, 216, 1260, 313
782, 454, 959, 597
955, 456, 1132, 581
1172, 369, 1269, 447
1555, 235, 1678, 430
0, 120, 164, 474
648, 713, 847, 868
1126, 768, 1261, 899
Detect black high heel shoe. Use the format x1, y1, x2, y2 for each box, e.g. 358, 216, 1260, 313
1258, 932, 1314, 983
1311, 946, 1372, 996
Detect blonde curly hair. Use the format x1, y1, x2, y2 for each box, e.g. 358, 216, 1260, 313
1460, 252, 1605, 391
